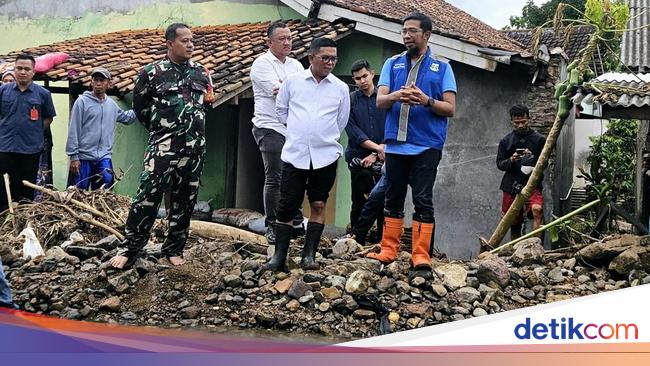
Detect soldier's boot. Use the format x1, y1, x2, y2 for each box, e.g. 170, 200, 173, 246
262, 223, 292, 272
300, 222, 324, 270
367, 217, 403, 264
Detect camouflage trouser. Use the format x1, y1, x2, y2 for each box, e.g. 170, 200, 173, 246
120, 149, 204, 259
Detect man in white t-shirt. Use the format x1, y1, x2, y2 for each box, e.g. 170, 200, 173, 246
250, 21, 305, 243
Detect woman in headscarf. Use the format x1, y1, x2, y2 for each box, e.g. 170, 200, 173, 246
1, 69, 15, 83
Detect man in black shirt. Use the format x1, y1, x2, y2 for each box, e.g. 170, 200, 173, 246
496, 105, 545, 239
345, 59, 386, 236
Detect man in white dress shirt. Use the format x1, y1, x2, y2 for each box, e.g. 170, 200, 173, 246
250, 21, 305, 244
262, 37, 350, 271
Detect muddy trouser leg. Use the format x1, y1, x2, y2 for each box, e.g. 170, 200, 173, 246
162, 153, 204, 258
120, 152, 171, 260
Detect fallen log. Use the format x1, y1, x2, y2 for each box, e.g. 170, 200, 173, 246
189, 220, 268, 245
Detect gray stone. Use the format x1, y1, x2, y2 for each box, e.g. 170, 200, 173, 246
353, 309, 376, 319
274, 278, 293, 293
44, 247, 79, 265
563, 258, 577, 270
410, 276, 426, 287
121, 311, 138, 321
323, 275, 347, 289
285, 299, 300, 312
477, 254, 510, 287
577, 235, 640, 263
472, 308, 488, 317
321, 287, 342, 300
65, 245, 107, 260
547, 267, 565, 283
303, 273, 324, 283
609, 246, 650, 275
455, 287, 481, 303
510, 238, 545, 265
223, 274, 243, 288
298, 292, 314, 304
578, 274, 591, 283
318, 302, 330, 312
345, 270, 372, 294
331, 238, 358, 258
435, 263, 467, 290
107, 269, 139, 294
204, 293, 219, 304
405, 303, 431, 317
288, 279, 311, 299
376, 277, 395, 292
181, 306, 201, 319
511, 295, 527, 304
255, 312, 276, 328
395, 280, 411, 293
642, 276, 650, 285
99, 296, 121, 312
331, 295, 358, 314
431, 284, 448, 297
93, 235, 120, 251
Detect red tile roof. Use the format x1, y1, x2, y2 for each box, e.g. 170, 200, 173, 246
0, 20, 355, 102
322, 0, 525, 52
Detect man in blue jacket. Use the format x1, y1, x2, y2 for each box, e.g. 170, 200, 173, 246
367, 12, 456, 277
65, 67, 137, 190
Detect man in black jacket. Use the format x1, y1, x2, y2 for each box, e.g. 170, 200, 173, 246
496, 105, 545, 240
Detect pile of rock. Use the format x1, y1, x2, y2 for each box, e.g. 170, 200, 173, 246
1, 233, 648, 340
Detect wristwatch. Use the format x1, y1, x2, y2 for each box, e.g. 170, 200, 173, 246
427, 98, 435, 108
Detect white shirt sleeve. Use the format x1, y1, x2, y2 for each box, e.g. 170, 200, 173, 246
275, 78, 290, 125
337, 83, 351, 133
250, 58, 281, 96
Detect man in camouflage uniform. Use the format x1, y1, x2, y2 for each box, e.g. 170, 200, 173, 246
110, 23, 210, 269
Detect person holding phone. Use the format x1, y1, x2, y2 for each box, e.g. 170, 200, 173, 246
496, 105, 546, 240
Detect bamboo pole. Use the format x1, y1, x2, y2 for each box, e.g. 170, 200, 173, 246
489, 199, 601, 254
3, 173, 17, 235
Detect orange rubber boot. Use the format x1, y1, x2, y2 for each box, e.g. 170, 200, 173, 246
367, 217, 403, 263
411, 220, 433, 269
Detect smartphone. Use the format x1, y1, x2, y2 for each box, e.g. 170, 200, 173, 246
515, 148, 526, 154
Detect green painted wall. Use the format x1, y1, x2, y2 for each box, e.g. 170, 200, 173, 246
333, 32, 387, 77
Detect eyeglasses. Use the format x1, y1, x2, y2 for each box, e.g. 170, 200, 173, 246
401, 28, 423, 36
314, 55, 338, 63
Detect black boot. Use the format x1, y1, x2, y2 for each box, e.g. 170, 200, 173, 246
262, 223, 292, 272
300, 222, 324, 270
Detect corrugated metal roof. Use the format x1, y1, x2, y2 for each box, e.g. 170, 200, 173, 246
621, 0, 650, 71
583, 72, 650, 107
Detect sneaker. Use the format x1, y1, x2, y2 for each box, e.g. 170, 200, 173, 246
265, 225, 277, 244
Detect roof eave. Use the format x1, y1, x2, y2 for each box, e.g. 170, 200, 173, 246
281, 0, 509, 71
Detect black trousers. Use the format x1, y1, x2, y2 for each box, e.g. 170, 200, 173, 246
349, 167, 377, 228
384, 148, 442, 223
0, 152, 41, 212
